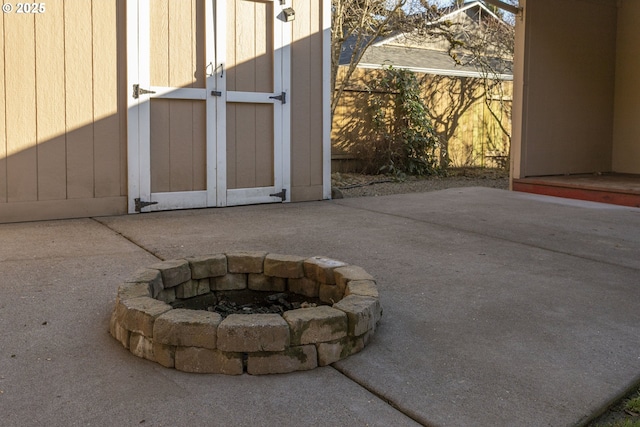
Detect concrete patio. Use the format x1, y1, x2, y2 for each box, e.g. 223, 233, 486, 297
1, 187, 639, 426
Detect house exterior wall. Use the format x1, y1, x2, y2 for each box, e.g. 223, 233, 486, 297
0, 0, 128, 223
612, 0, 640, 174
149, 0, 207, 194
513, 0, 617, 178
0, 0, 328, 223
290, 0, 326, 201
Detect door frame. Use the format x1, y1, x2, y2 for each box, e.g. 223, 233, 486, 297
127, 0, 292, 213
126, 0, 218, 213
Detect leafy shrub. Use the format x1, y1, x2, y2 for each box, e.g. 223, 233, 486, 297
335, 67, 448, 176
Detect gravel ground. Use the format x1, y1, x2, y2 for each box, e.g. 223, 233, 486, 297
331, 168, 509, 198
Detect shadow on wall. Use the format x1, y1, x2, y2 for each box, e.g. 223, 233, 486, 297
0, 0, 129, 223
0, 0, 327, 223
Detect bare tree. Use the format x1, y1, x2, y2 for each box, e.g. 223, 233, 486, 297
331, 0, 443, 116
331, 0, 517, 170
330, 0, 516, 114
440, 3, 515, 158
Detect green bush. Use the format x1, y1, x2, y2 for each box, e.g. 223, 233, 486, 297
340, 67, 448, 177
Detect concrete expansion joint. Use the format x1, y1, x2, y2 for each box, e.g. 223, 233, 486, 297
91, 217, 165, 261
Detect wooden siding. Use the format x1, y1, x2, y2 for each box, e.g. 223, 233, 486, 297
36, 3, 65, 201
0, 11, 4, 204
226, 0, 275, 190
5, 12, 37, 202
149, 0, 206, 193
0, 0, 328, 222
332, 67, 512, 171
0, 0, 127, 222
291, 0, 324, 201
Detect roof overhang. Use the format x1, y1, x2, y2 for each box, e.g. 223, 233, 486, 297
483, 0, 522, 16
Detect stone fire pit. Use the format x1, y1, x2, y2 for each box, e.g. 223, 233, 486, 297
109, 252, 382, 375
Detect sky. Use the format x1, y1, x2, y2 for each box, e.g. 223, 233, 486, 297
403, 0, 516, 23
403, 0, 468, 15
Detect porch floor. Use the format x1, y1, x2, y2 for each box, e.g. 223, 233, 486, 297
512, 173, 640, 208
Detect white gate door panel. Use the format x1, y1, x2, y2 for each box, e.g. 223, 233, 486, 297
128, 0, 291, 212
215, 0, 291, 207
127, 0, 217, 213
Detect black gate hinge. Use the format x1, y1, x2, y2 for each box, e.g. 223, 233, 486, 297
132, 84, 156, 99
269, 189, 287, 201
135, 198, 159, 213
269, 92, 286, 104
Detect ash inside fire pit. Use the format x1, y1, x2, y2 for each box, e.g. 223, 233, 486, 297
171, 289, 325, 317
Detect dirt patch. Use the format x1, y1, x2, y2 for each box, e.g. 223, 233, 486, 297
332, 167, 509, 198
587, 387, 640, 426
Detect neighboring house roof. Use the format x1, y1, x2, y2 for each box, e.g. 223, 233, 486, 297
357, 44, 512, 80
340, 1, 513, 80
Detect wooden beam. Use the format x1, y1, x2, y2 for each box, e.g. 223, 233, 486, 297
483, 0, 522, 15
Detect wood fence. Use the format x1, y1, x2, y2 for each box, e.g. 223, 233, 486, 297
331, 67, 512, 172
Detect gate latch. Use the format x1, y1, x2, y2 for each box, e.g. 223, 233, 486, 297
269, 92, 286, 104
132, 84, 156, 99
269, 189, 287, 201
135, 198, 158, 213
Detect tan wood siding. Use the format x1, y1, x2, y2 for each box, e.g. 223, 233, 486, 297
149, 0, 206, 193
0, 12, 7, 203
0, 196, 126, 223
227, 0, 273, 94
150, 0, 171, 192
65, 0, 95, 199
227, 104, 274, 189
1, 0, 328, 221
93, 0, 122, 198
226, 0, 275, 190
118, 1, 127, 196
0, 1, 127, 222
5, 13, 37, 202
291, 0, 324, 201
36, 3, 66, 201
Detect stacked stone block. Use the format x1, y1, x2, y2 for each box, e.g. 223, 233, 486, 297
109, 252, 382, 375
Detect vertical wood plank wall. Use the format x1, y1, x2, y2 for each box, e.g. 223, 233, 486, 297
0, 11, 5, 204
226, 0, 275, 190
0, 0, 327, 222
149, 0, 206, 193
94, 0, 122, 197
5, 12, 37, 202
36, 3, 65, 201
65, 0, 95, 199
290, 0, 324, 201
331, 68, 512, 170
0, 0, 127, 222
